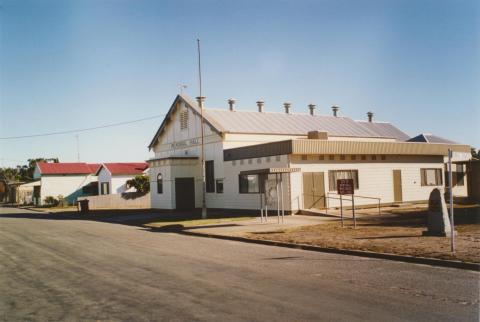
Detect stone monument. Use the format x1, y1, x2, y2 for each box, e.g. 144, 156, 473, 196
423, 187, 453, 237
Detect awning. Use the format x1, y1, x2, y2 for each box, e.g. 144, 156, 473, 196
240, 168, 300, 175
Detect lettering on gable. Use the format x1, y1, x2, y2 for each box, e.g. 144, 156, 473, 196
171, 138, 199, 149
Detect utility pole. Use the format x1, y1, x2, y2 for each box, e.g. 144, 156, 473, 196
448, 149, 455, 253
76, 134, 80, 162
197, 39, 207, 219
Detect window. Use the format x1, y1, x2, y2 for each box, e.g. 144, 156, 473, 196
340, 155, 346, 160
329, 155, 334, 160
248, 159, 253, 164
420, 168, 443, 186
319, 155, 324, 160
239, 174, 260, 193
157, 173, 163, 194
232, 160, 236, 166
266, 156, 271, 163
257, 158, 262, 164
180, 110, 189, 130
276, 155, 281, 162
216, 179, 224, 193
328, 170, 359, 191
445, 164, 465, 187
361, 155, 366, 160
301, 155, 307, 161
381, 155, 386, 160
100, 182, 110, 195
371, 155, 377, 160
206, 160, 215, 192
455, 164, 465, 186
351, 155, 356, 161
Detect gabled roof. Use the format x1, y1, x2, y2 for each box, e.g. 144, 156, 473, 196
148, 94, 411, 148
37, 162, 99, 175
407, 133, 457, 144
98, 163, 148, 176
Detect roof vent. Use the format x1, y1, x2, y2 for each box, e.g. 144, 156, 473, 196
256, 100, 265, 113
284, 102, 291, 114
228, 98, 236, 111
308, 131, 328, 140
367, 111, 373, 122
308, 104, 316, 116
331, 105, 339, 117
196, 96, 205, 109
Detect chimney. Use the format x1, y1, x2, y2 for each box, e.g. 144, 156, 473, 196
331, 105, 339, 117
196, 96, 205, 109
367, 111, 373, 122
284, 102, 291, 114
256, 100, 265, 112
308, 104, 316, 116
228, 98, 236, 111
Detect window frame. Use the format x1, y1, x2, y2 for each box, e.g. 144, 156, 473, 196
216, 179, 224, 194
420, 168, 443, 186
100, 182, 110, 195
206, 160, 215, 193
157, 173, 163, 194
239, 174, 261, 194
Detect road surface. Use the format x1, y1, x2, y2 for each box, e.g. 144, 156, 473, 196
0, 207, 478, 321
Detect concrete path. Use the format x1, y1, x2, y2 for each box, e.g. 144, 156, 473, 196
186, 214, 336, 236
1, 207, 478, 321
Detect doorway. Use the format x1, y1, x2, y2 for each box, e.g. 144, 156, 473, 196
175, 177, 195, 210
302, 172, 325, 209
393, 170, 403, 202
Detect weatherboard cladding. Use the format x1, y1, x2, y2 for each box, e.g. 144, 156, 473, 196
223, 140, 471, 161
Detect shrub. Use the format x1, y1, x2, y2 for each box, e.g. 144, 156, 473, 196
44, 196, 59, 207
126, 175, 150, 194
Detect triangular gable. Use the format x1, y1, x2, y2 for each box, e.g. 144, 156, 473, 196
148, 94, 224, 150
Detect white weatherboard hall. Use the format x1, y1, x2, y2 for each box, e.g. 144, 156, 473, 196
147, 95, 471, 213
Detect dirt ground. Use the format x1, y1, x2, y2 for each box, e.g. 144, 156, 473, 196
247, 205, 480, 263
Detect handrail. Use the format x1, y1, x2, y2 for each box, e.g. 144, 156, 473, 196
327, 192, 381, 216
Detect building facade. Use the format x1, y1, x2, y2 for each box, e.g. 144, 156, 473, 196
147, 95, 471, 212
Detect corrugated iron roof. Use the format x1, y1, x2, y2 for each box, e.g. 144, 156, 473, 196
37, 162, 98, 175
100, 163, 149, 175
407, 133, 457, 144
356, 121, 410, 141
148, 94, 412, 148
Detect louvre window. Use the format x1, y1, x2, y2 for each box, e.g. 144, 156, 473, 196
100, 182, 110, 195
206, 160, 215, 192
328, 170, 359, 191
420, 169, 443, 186
180, 110, 189, 130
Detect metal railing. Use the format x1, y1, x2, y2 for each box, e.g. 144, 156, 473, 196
326, 192, 381, 216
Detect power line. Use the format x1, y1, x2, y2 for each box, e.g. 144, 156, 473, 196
0, 114, 165, 140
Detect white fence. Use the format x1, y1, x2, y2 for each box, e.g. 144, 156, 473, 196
78, 192, 150, 210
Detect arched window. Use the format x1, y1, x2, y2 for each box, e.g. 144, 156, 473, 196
157, 173, 163, 194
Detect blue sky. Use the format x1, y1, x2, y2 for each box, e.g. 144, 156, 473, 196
1, 0, 479, 166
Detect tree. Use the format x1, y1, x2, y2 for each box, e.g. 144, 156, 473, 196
471, 148, 479, 159
126, 175, 150, 194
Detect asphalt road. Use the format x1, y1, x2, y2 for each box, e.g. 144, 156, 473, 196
0, 207, 478, 322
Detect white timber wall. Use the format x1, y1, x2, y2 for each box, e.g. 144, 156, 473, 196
289, 154, 446, 211
222, 155, 290, 210
39, 175, 97, 205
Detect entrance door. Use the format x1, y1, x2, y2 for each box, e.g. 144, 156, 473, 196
393, 170, 403, 202
175, 177, 195, 210
302, 172, 325, 209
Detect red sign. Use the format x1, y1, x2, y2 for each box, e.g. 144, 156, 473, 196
337, 179, 354, 195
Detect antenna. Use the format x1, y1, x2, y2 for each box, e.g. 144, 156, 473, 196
76, 134, 80, 161
197, 38, 207, 219
177, 84, 187, 94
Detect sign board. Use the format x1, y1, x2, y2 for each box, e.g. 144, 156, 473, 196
337, 179, 354, 195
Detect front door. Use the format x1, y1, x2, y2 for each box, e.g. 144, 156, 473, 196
393, 170, 403, 202
302, 172, 325, 209
175, 177, 195, 210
